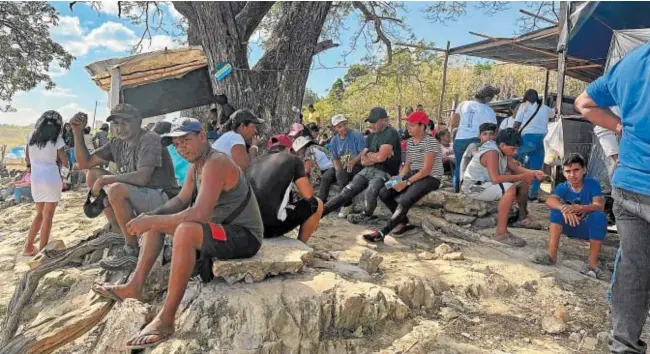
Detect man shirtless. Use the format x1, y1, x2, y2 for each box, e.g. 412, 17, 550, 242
91, 118, 264, 350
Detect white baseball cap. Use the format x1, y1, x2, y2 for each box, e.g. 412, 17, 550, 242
331, 114, 347, 126
292, 136, 313, 152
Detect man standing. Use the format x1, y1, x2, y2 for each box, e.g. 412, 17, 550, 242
323, 107, 401, 219
91, 118, 263, 349
70, 104, 178, 271
324, 114, 366, 217
575, 41, 650, 354
248, 135, 323, 243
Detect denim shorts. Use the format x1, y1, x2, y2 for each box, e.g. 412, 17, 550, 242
124, 185, 169, 215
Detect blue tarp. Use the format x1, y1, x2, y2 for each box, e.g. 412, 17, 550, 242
5, 146, 26, 160
565, 2, 650, 66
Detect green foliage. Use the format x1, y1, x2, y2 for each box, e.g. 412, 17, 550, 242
0, 2, 74, 111
315, 53, 588, 128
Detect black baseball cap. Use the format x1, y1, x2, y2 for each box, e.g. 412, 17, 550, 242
229, 109, 265, 126
83, 189, 108, 218
365, 107, 388, 123
106, 103, 142, 122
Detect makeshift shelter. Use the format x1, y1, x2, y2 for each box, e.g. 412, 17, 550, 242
85, 46, 213, 119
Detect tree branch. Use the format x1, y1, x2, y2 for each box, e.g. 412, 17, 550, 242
352, 1, 393, 63
236, 2, 275, 42
313, 40, 340, 55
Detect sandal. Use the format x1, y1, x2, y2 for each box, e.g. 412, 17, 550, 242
22, 247, 39, 257
91, 283, 125, 303
392, 222, 417, 236
511, 218, 544, 230
580, 265, 604, 280
363, 231, 385, 243
487, 231, 526, 247
531, 252, 556, 265
125, 328, 174, 349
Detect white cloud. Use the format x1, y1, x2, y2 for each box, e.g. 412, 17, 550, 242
85, 1, 121, 16
47, 61, 69, 78
0, 103, 95, 126
42, 87, 77, 98
57, 103, 89, 120
167, 3, 183, 21
53, 17, 178, 57
51, 16, 84, 37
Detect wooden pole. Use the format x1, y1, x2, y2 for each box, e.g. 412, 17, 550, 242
543, 70, 550, 105
437, 41, 451, 126
519, 9, 559, 25
556, 2, 570, 115
91, 100, 98, 130
397, 104, 402, 130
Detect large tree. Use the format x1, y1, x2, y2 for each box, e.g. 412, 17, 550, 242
0, 2, 74, 111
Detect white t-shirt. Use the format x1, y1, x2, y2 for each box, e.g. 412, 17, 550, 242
211, 131, 245, 157
499, 117, 515, 131
454, 100, 497, 140
515, 102, 554, 135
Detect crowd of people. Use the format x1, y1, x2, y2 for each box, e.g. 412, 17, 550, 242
12, 40, 650, 352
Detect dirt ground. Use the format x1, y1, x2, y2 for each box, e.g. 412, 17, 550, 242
0, 183, 621, 353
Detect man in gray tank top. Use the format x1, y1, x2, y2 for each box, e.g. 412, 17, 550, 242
90, 118, 263, 350
462, 128, 545, 247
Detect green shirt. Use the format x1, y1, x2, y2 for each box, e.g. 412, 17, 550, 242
365, 126, 401, 175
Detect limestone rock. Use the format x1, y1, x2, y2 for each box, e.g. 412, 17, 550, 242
310, 258, 373, 281
442, 252, 464, 261
443, 212, 477, 225
434, 243, 454, 259
393, 277, 438, 310
439, 307, 459, 320
91, 299, 153, 354
417, 190, 497, 217
358, 249, 383, 274
569, 332, 582, 342
472, 215, 497, 229
212, 237, 313, 283
417, 251, 435, 260
581, 336, 598, 351
597, 331, 609, 343
541, 316, 567, 334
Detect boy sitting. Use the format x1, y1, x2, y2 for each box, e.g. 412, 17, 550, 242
532, 153, 607, 279
462, 128, 545, 247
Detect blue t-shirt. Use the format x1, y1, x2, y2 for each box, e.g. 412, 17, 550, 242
586, 41, 650, 196
167, 145, 190, 186
329, 129, 365, 163
552, 177, 602, 206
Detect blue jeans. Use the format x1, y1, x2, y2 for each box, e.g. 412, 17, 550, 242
13, 186, 31, 201
549, 209, 607, 241
610, 187, 650, 354
517, 134, 545, 199
453, 137, 480, 193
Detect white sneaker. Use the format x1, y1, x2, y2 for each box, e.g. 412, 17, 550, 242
338, 205, 353, 218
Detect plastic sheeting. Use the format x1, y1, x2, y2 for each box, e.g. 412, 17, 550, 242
605, 29, 650, 70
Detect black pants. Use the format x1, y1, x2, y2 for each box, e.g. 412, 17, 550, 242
378, 171, 440, 234
318, 165, 362, 203
323, 168, 386, 217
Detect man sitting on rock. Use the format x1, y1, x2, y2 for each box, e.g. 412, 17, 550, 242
322, 107, 402, 221
461, 128, 545, 247
91, 118, 264, 350
70, 104, 179, 271
532, 153, 607, 279
248, 134, 323, 243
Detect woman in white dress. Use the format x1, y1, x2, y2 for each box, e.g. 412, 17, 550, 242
23, 111, 69, 256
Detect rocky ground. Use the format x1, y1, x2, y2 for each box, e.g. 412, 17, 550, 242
0, 185, 621, 354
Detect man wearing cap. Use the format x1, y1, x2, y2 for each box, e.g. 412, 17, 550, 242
323, 107, 402, 219
212, 108, 265, 171
325, 114, 366, 217
70, 103, 178, 271
449, 84, 499, 192
91, 118, 263, 349
247, 135, 324, 243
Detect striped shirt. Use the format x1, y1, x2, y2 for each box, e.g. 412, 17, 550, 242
407, 135, 443, 180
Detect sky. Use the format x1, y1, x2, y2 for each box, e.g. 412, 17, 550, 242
0, 1, 535, 127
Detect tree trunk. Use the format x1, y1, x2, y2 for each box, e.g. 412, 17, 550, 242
174, 1, 332, 135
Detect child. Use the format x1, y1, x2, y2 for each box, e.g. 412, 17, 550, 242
532, 153, 607, 279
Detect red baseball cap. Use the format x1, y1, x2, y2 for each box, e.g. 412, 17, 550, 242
405, 111, 430, 125
268, 134, 293, 149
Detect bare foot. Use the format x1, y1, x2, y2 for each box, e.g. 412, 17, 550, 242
22, 245, 38, 257
126, 316, 175, 349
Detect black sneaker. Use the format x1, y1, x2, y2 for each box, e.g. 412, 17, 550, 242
100, 244, 139, 271
346, 214, 377, 225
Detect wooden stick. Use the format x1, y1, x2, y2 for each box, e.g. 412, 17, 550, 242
437, 41, 451, 124
0, 231, 125, 348
394, 42, 447, 53
566, 63, 602, 70
519, 9, 559, 25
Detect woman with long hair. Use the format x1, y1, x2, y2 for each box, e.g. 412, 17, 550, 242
23, 110, 69, 256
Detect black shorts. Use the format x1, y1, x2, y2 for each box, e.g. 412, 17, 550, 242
264, 198, 319, 238
200, 223, 261, 259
